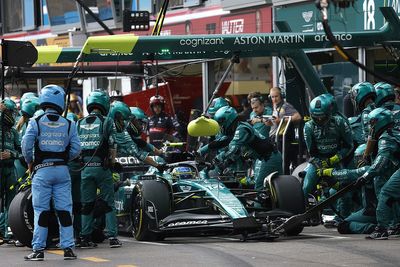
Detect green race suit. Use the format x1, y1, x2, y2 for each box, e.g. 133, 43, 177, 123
77, 111, 118, 239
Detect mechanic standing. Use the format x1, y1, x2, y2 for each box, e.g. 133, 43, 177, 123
374, 82, 400, 127
109, 101, 166, 171
303, 95, 353, 214
213, 106, 281, 191
22, 85, 80, 260
0, 99, 20, 244
249, 96, 282, 189
148, 95, 181, 149
349, 82, 377, 143
268, 87, 302, 174
77, 90, 122, 249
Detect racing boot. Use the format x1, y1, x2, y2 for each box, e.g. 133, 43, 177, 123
109, 237, 122, 248
24, 250, 44, 261
366, 226, 388, 240
79, 236, 97, 249
64, 247, 77, 260
388, 224, 400, 238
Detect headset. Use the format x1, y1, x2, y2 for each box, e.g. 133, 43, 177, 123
268, 87, 286, 101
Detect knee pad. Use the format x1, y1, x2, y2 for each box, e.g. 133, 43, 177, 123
56, 210, 73, 227
73, 202, 82, 215
38, 210, 51, 227
81, 202, 95, 215
93, 199, 113, 218
337, 221, 351, 234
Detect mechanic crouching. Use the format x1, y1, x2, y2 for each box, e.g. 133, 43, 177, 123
77, 90, 122, 249
22, 85, 81, 260
213, 106, 282, 191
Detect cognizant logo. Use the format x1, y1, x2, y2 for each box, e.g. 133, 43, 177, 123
179, 37, 224, 48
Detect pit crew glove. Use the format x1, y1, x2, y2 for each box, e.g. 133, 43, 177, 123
316, 168, 333, 177
321, 154, 341, 168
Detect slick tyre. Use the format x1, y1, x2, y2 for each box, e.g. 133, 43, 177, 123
272, 175, 306, 236
8, 188, 59, 247
131, 180, 171, 241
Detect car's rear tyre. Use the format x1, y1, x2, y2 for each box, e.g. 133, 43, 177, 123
8, 188, 59, 247
271, 175, 306, 236
131, 180, 171, 241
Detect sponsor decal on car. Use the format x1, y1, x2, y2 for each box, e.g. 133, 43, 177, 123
167, 220, 208, 227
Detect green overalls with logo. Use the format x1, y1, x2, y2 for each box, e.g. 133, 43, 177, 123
303, 115, 354, 218
77, 111, 117, 239
0, 125, 20, 238
216, 122, 282, 191
249, 107, 282, 190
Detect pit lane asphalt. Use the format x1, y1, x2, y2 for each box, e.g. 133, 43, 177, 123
1, 226, 399, 267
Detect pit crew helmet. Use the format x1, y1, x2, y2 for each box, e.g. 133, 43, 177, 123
150, 95, 165, 109
350, 82, 376, 111
374, 82, 395, 107
39, 84, 66, 114
86, 89, 110, 115
214, 106, 238, 135
309, 95, 332, 126
368, 107, 394, 139
130, 107, 148, 124
1, 98, 18, 127
109, 101, 132, 132
21, 96, 39, 118
208, 97, 229, 118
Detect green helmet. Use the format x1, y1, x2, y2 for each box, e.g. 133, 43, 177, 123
309, 95, 332, 126
368, 107, 394, 139
320, 93, 338, 114
20, 92, 38, 106
110, 101, 132, 132
66, 112, 78, 122
1, 98, 18, 127
86, 89, 110, 115
350, 82, 376, 111
214, 106, 238, 134
21, 96, 39, 118
130, 107, 148, 123
208, 97, 229, 117
374, 82, 395, 107
109, 101, 132, 120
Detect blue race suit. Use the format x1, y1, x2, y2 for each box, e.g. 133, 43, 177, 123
22, 109, 81, 251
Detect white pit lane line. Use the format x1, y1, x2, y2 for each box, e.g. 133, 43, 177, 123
301, 233, 351, 239
119, 238, 171, 246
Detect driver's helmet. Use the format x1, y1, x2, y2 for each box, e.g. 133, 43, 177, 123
350, 82, 376, 111
208, 97, 229, 118
171, 166, 196, 181
374, 82, 395, 107
309, 95, 332, 126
